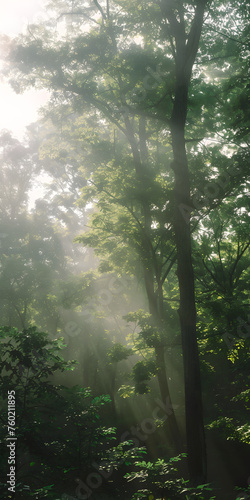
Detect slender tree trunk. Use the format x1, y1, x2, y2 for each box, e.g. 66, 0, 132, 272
144, 266, 181, 452
155, 345, 182, 452
170, 89, 206, 483
109, 363, 117, 415
158, 0, 208, 483
82, 333, 90, 387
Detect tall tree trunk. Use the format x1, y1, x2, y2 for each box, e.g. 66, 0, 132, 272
159, 0, 208, 483
170, 89, 206, 483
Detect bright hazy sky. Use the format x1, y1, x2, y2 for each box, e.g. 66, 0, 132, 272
0, 0, 49, 139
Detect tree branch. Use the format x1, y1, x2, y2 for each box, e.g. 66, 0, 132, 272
93, 0, 107, 20
204, 24, 249, 46
57, 11, 99, 25
185, 0, 207, 78
229, 241, 250, 285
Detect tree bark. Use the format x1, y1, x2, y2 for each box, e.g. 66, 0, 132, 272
171, 116, 206, 483
159, 0, 208, 483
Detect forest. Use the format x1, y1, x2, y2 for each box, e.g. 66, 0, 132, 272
0, 0, 249, 499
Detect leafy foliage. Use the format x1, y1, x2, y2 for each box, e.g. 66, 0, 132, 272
0, 326, 115, 499
125, 454, 216, 499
